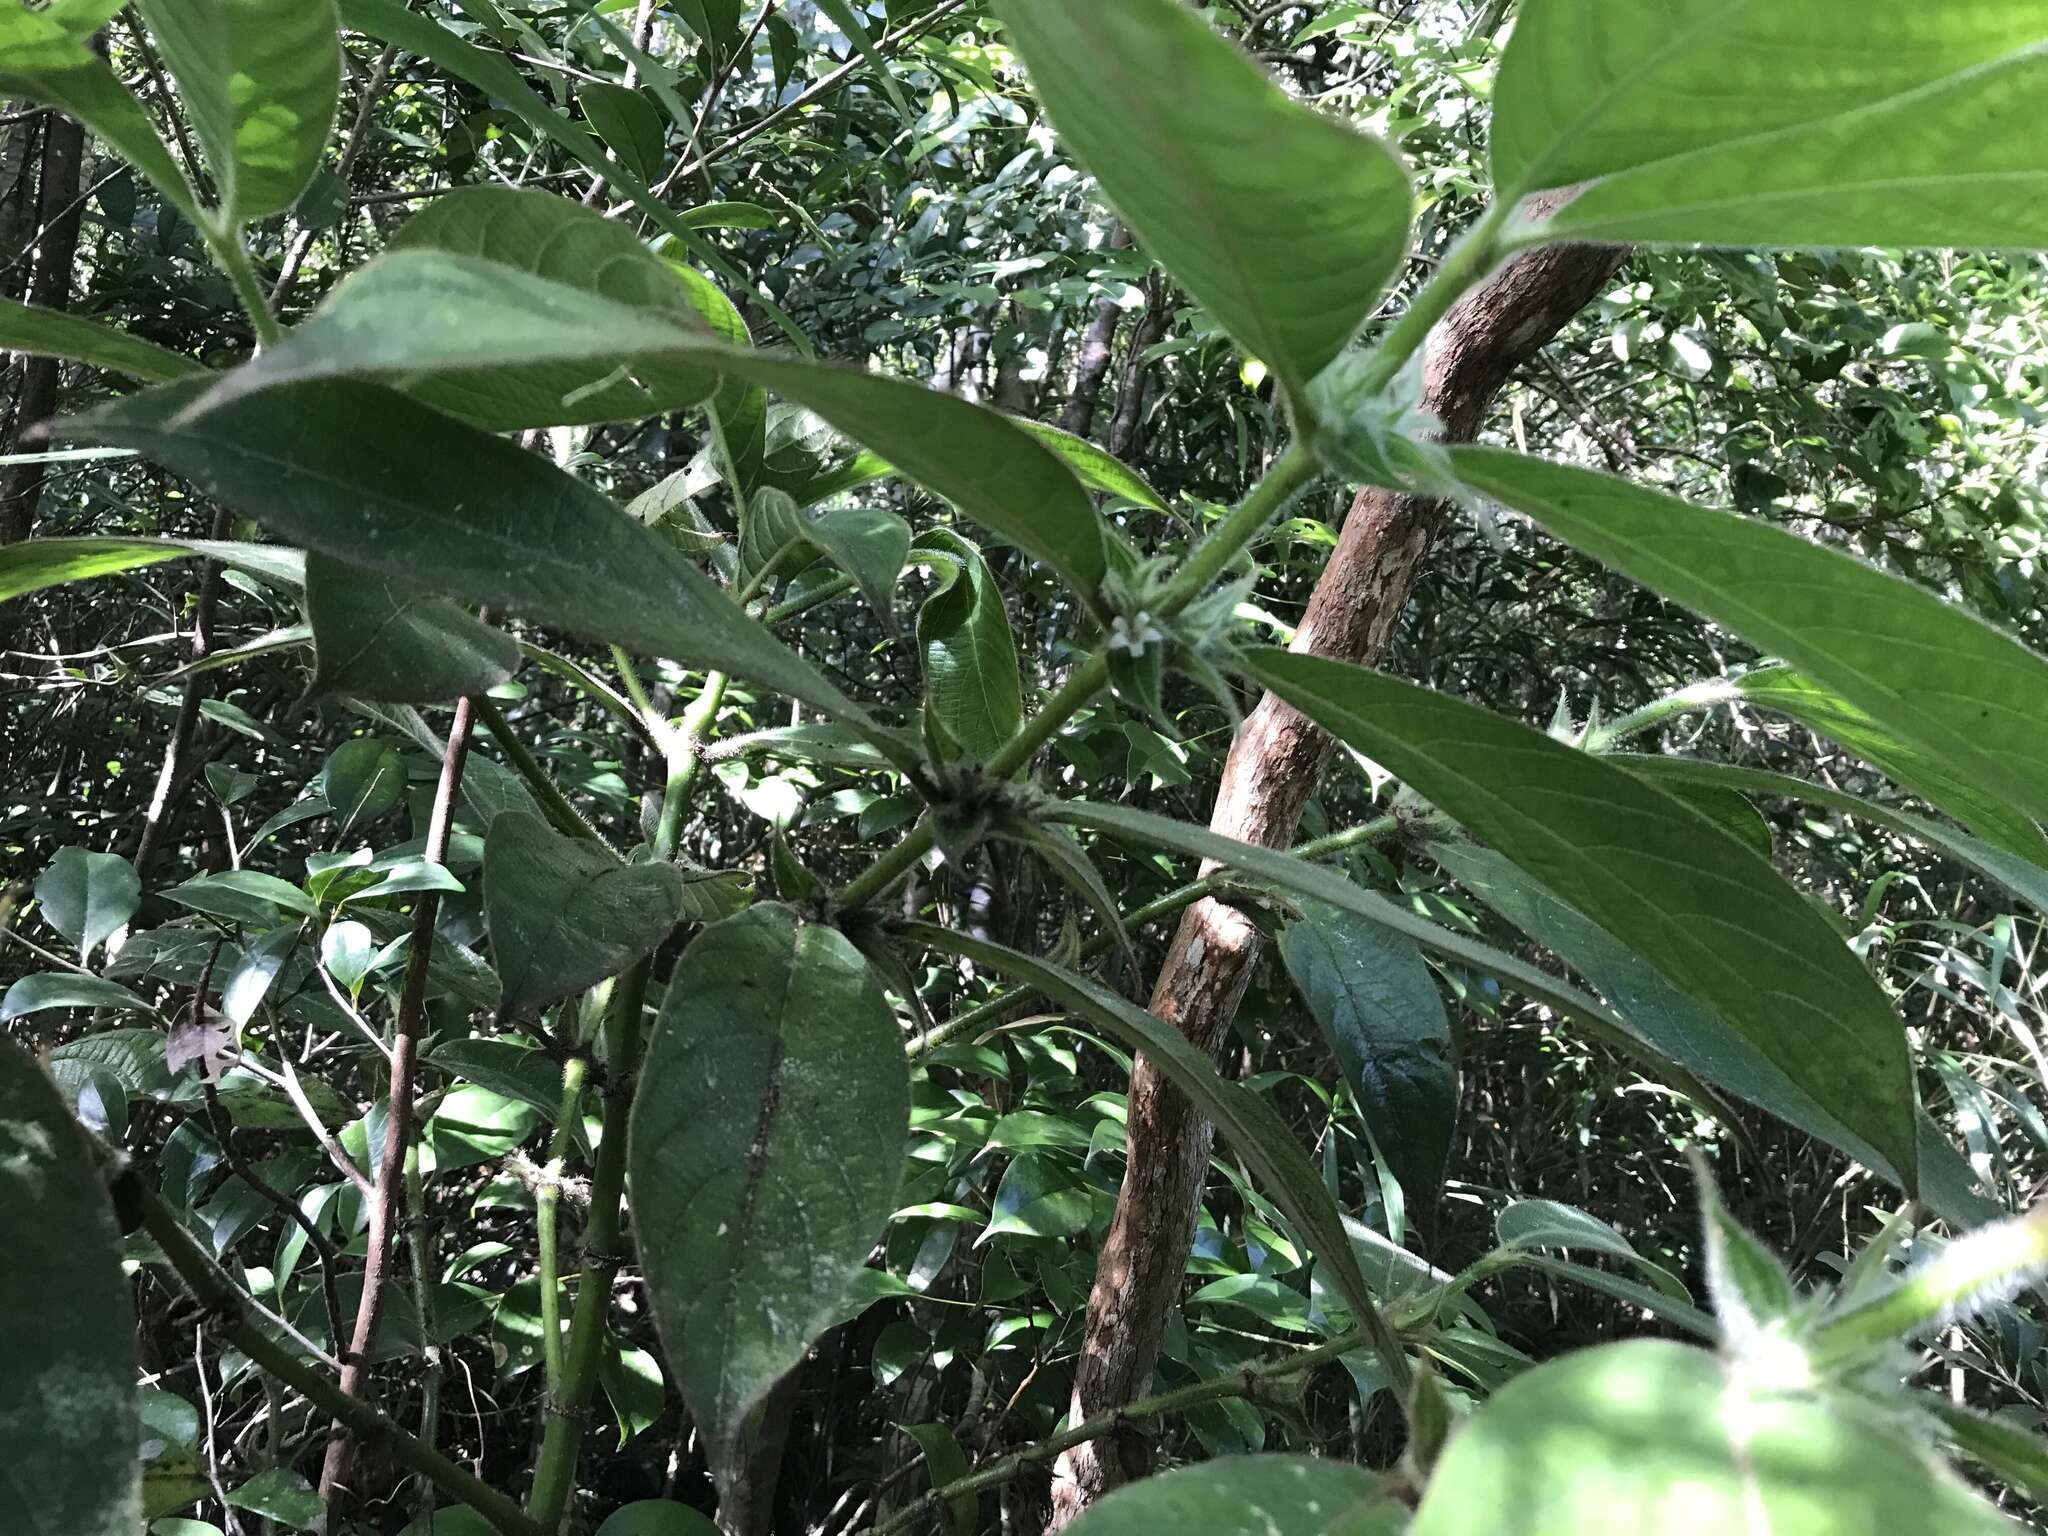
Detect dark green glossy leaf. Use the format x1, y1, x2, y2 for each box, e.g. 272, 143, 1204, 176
994, 0, 1410, 393
320, 738, 406, 833
1411, 1340, 2010, 1536
900, 1423, 976, 1536
0, 295, 204, 383
62, 378, 902, 758
1066, 1455, 1403, 1536
630, 904, 908, 1452
0, 972, 152, 1021
135, 0, 339, 222
1279, 900, 1454, 1215
1450, 448, 2048, 840
0, 1036, 141, 1536
222, 1470, 323, 1532
579, 81, 664, 181
35, 846, 140, 961
306, 552, 518, 704
593, 1499, 721, 1536
1244, 647, 1919, 1190
483, 812, 685, 1016
1496, 3, 2048, 252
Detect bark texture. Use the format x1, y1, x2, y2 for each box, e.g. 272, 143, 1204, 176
1045, 217, 1628, 1527
0, 108, 83, 546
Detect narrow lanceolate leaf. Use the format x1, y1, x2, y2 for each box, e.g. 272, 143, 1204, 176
1411, 1341, 2011, 1536
306, 552, 519, 705
630, 904, 909, 1451
995, 0, 1411, 393
1279, 900, 1455, 1216
0, 3, 197, 220
1430, 841, 1995, 1226
1619, 756, 2048, 918
0, 1039, 140, 1536
0, 972, 152, 1021
135, 0, 341, 222
1067, 1457, 1404, 1536
1242, 648, 1920, 1189
1014, 418, 1170, 515
0, 537, 304, 604
484, 813, 684, 1016
1451, 447, 2048, 841
902, 921, 1410, 1389
61, 378, 905, 762
0, 296, 204, 383
1494, 1, 2048, 252
1048, 799, 1733, 1111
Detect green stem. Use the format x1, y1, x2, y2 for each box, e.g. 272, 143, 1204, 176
1581, 677, 1741, 754
476, 697, 612, 846
403, 1146, 442, 1484
203, 218, 282, 348
870, 1324, 1375, 1536
765, 572, 857, 627
130, 1181, 542, 1536
526, 970, 645, 1532
1153, 443, 1319, 618
657, 671, 729, 856
536, 1055, 590, 1396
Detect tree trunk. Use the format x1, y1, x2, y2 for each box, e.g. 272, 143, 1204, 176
1045, 211, 1627, 1528
0, 107, 84, 546
1061, 227, 1136, 440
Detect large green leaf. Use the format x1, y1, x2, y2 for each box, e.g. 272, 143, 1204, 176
902, 921, 1404, 1378
135, 0, 340, 222
1067, 1456, 1403, 1536
1451, 448, 2048, 841
629, 904, 908, 1452
1241, 648, 1920, 1188
0, 296, 204, 384
0, 972, 153, 1021
803, 507, 910, 632
1048, 800, 1731, 1106
305, 552, 519, 705
915, 529, 1022, 760
1618, 756, 2048, 918
35, 847, 140, 962
1278, 900, 1454, 1216
994, 0, 1411, 393
0, 1, 197, 220
1430, 841, 1997, 1227
0, 537, 303, 604
1411, 1340, 2011, 1536
60, 377, 904, 761
1494, 2, 2048, 252
0, 1037, 141, 1536
483, 812, 685, 1016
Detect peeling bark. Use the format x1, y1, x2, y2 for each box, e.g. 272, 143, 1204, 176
1045, 212, 1627, 1528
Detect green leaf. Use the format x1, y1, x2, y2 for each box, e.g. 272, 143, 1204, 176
1430, 841, 1994, 1225
899, 1423, 976, 1536
1065, 1455, 1403, 1536
0, 296, 204, 383
484, 812, 685, 1016
1496, 1197, 1689, 1302
803, 506, 910, 633
1696, 1163, 1797, 1337
320, 738, 407, 834
1243, 646, 1920, 1191
36, 847, 140, 961
1411, 1339, 2010, 1536
0, 4, 198, 220
1015, 418, 1170, 515
0, 1036, 141, 1536
579, 81, 665, 182
0, 536, 303, 605
593, 1500, 721, 1536
1931, 1399, 2048, 1508
164, 869, 320, 924
630, 904, 909, 1452
223, 1470, 323, 1532
0, 972, 152, 1021
812, 0, 915, 123
1728, 667, 2048, 866
981, 1152, 1093, 1242
901, 921, 1401, 1381
306, 552, 519, 704
679, 201, 778, 231
135, 0, 340, 222
1448, 447, 2048, 839
993, 0, 1411, 394
60, 378, 903, 761
1618, 755, 2048, 918
915, 529, 1022, 761
1495, 3, 2048, 252
1278, 900, 1454, 1216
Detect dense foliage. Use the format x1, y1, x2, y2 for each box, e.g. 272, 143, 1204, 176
5, 3, 2048, 1535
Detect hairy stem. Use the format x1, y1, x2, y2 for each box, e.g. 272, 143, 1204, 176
536, 1054, 591, 1395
